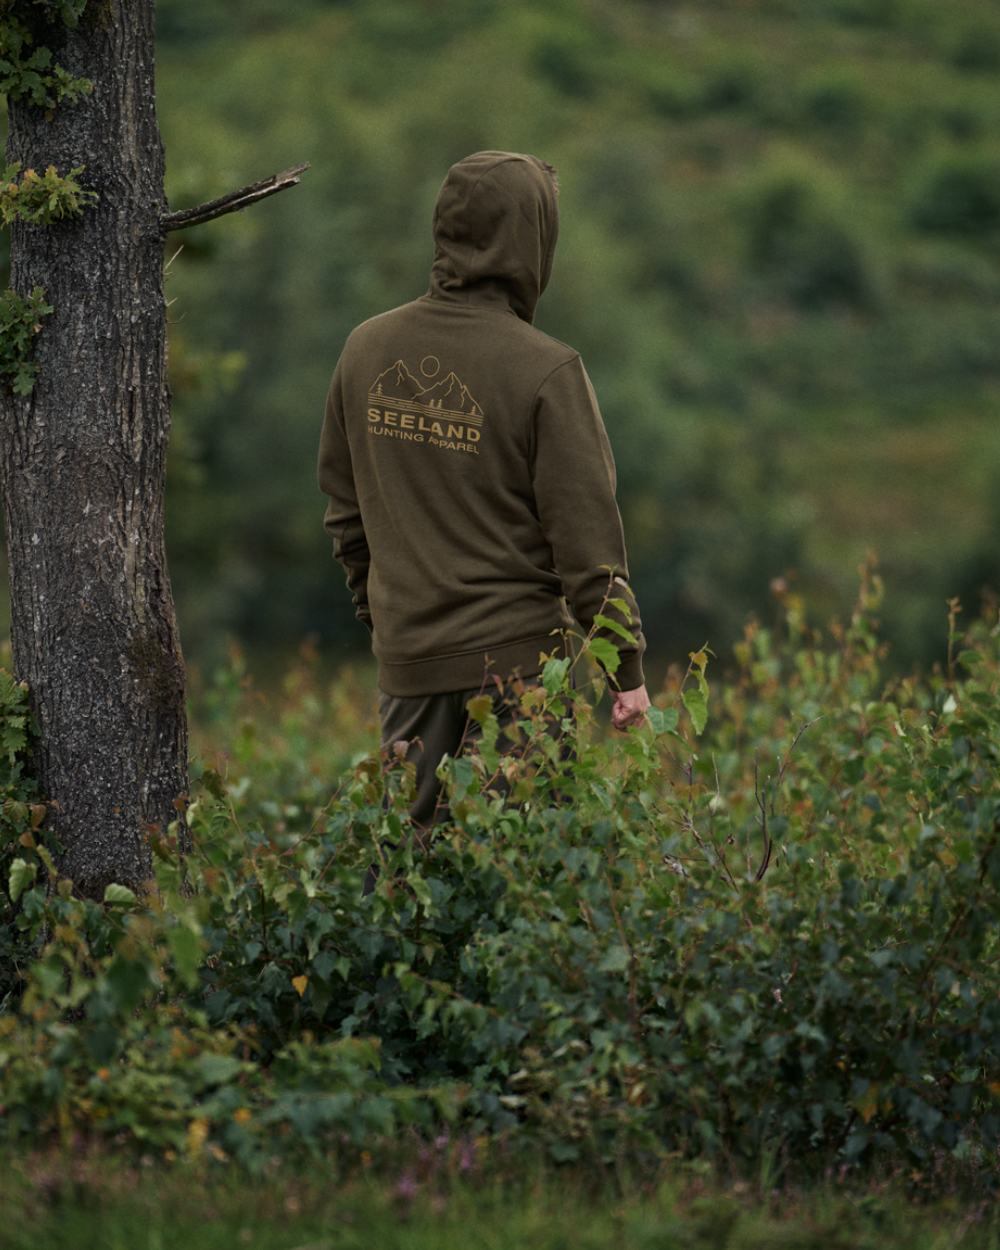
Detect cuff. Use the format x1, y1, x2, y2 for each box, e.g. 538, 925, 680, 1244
606, 650, 645, 694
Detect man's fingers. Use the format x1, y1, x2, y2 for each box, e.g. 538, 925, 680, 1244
612, 707, 646, 730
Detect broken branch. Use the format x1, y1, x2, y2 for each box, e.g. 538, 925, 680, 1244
161, 162, 310, 233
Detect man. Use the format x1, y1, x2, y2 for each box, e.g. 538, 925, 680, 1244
318, 150, 650, 829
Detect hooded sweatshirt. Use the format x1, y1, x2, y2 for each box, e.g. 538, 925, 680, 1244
317, 150, 646, 697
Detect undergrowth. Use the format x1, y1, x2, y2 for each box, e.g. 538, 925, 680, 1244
0, 567, 997, 1190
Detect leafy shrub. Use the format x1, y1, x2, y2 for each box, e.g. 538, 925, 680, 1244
951, 25, 1000, 74
811, 0, 900, 29
700, 60, 762, 113
0, 0, 93, 108
0, 286, 53, 395
533, 30, 601, 100
798, 70, 869, 136
0, 666, 46, 1007
0, 163, 97, 227
908, 152, 1000, 238
742, 150, 882, 310
1, 581, 998, 1184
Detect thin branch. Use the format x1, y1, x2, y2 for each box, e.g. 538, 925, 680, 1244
678, 811, 739, 893
751, 718, 820, 882
753, 757, 772, 882
775, 716, 822, 790
161, 162, 310, 233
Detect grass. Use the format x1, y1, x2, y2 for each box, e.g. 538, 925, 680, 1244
3, 1142, 998, 1250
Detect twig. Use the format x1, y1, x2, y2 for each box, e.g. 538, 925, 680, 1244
753, 718, 820, 881
162, 162, 310, 232
679, 811, 739, 892
753, 757, 772, 882
775, 716, 822, 790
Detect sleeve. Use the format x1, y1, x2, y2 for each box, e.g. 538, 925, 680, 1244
530, 354, 646, 691
317, 355, 373, 634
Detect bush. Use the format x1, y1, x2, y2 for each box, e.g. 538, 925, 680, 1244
908, 152, 1000, 238
533, 30, 601, 100
0, 665, 46, 1007
811, 0, 900, 29
951, 25, 1000, 75
798, 70, 869, 136
1, 581, 998, 1183
742, 150, 882, 310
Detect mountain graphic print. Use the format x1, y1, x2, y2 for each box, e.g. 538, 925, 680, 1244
366, 357, 484, 456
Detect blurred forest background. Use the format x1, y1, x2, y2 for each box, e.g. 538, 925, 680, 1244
4, 0, 1000, 683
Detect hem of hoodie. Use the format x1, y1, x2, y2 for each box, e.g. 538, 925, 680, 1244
376, 632, 567, 698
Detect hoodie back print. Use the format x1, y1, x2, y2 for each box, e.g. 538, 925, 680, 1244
317, 151, 646, 697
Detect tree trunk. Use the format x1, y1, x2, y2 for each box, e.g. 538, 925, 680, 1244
0, 1, 187, 898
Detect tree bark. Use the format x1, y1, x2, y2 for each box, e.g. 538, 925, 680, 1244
0, 1, 187, 898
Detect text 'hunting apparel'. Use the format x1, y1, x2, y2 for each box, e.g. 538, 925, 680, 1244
317, 150, 646, 697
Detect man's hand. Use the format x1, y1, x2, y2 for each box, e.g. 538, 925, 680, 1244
611, 684, 651, 731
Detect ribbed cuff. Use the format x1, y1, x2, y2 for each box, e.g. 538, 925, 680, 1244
606, 649, 645, 694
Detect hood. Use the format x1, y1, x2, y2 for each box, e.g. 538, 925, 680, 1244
427, 150, 560, 324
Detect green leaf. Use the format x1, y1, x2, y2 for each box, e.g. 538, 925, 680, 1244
593, 613, 639, 646
4, 799, 29, 828
606, 596, 634, 621
647, 706, 680, 736
192, 1052, 245, 1088
8, 856, 35, 902
410, 874, 433, 914
682, 687, 708, 735
542, 656, 571, 694
465, 694, 493, 724
105, 956, 152, 1012
167, 924, 204, 989
588, 637, 621, 675
598, 945, 630, 972
12, 365, 37, 396
104, 882, 137, 906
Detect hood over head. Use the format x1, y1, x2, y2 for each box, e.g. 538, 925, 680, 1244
428, 150, 560, 324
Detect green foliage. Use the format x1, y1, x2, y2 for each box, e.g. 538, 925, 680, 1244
0, 162, 97, 226
908, 150, 1000, 238
743, 149, 882, 311
0, 284, 52, 394
0, 662, 45, 1007
0, 0, 92, 108
1, 589, 998, 1184
681, 646, 712, 735
532, 27, 603, 101
18, 0, 88, 21
797, 67, 869, 136
0, 24, 98, 401
951, 23, 1000, 74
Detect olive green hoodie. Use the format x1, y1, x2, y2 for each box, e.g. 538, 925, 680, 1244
317, 150, 646, 697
